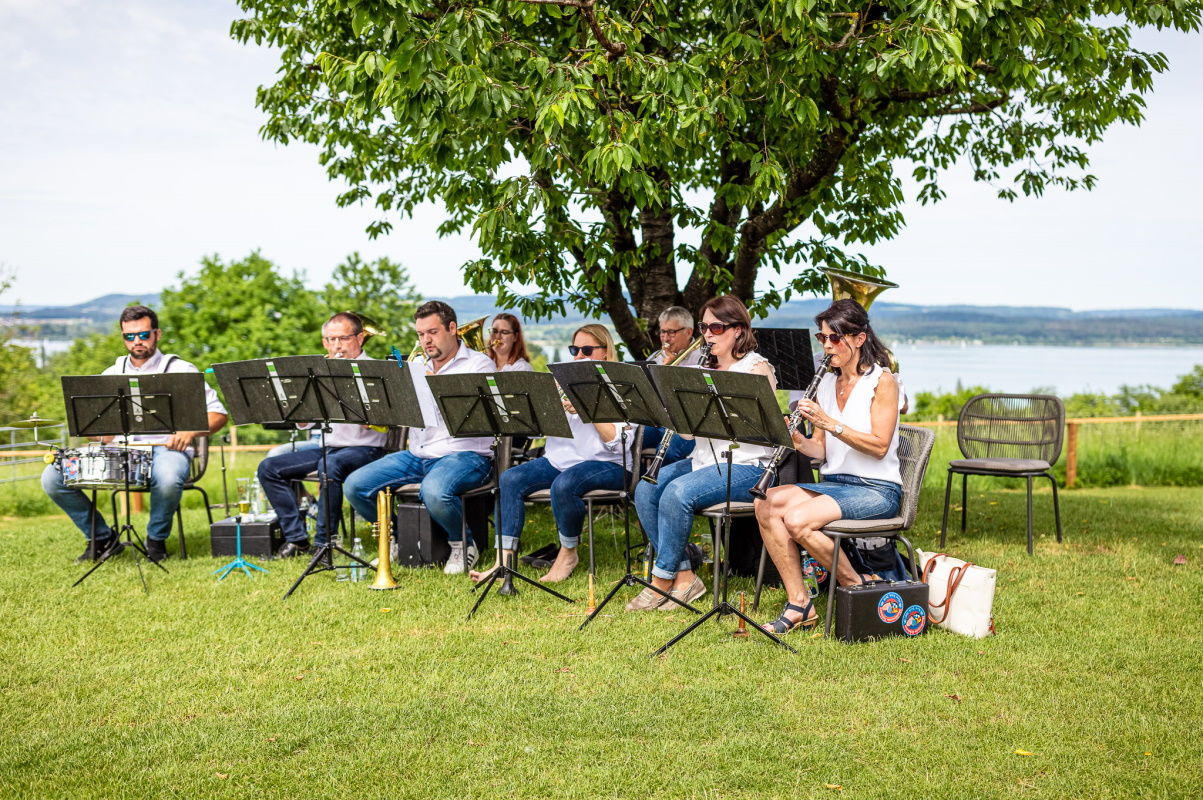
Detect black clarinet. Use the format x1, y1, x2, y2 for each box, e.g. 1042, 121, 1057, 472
641, 342, 714, 485
748, 354, 834, 500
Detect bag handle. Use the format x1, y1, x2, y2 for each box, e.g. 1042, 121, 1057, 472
927, 562, 974, 624
920, 552, 948, 585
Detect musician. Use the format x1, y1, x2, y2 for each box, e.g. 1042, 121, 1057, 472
754, 299, 902, 634
629, 295, 777, 610
344, 301, 494, 574
256, 313, 389, 558
641, 306, 699, 464
486, 313, 533, 372
468, 324, 631, 584
41, 306, 227, 563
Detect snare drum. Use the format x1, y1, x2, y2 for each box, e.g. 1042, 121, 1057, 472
60, 444, 154, 489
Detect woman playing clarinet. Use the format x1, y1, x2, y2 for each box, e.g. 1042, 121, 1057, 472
754, 299, 902, 634
629, 294, 778, 611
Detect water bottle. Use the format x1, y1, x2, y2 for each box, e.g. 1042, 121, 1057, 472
350, 537, 366, 582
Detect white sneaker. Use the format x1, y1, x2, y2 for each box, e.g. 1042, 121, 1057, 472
443, 541, 479, 574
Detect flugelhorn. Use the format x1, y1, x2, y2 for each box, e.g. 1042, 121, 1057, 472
368, 490, 398, 591
641, 341, 713, 485
748, 354, 833, 500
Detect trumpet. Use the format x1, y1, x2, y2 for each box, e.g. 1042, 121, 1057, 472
368, 490, 398, 591
748, 354, 833, 500
641, 342, 713, 485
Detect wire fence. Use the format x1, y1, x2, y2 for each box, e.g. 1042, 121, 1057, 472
0, 424, 67, 484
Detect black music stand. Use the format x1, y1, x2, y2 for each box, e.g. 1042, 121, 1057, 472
547, 361, 705, 627
426, 371, 574, 619
64, 373, 209, 590
754, 328, 815, 391
645, 365, 798, 655
212, 355, 421, 598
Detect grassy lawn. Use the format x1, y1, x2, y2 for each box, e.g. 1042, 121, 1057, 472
1, 466, 1200, 799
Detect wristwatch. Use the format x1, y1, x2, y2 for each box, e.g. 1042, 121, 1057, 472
832, 423, 844, 436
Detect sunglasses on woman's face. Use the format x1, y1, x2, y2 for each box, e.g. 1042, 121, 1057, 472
122, 331, 155, 341
568, 345, 603, 356
698, 322, 738, 335
815, 331, 856, 345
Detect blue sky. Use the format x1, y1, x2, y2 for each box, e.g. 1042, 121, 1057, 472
1, 0, 1200, 311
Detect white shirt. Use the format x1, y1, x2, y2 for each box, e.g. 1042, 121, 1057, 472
407, 343, 496, 459
545, 412, 631, 471
102, 350, 226, 452
690, 352, 777, 471
816, 364, 901, 484
498, 358, 533, 372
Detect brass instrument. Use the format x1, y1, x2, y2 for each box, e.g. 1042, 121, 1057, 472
658, 335, 705, 366
748, 354, 833, 500
368, 490, 398, 591
641, 342, 713, 485
408, 316, 488, 362
821, 267, 899, 372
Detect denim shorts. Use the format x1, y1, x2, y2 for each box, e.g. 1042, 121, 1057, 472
795, 473, 902, 520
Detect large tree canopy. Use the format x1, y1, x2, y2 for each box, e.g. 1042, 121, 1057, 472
233, 0, 1200, 357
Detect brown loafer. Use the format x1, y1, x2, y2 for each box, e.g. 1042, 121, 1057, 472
625, 587, 669, 611
657, 575, 707, 610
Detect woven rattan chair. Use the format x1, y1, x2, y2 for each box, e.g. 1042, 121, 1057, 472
823, 424, 936, 636
939, 393, 1064, 555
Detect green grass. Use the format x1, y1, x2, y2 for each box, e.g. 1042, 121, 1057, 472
1, 475, 1201, 799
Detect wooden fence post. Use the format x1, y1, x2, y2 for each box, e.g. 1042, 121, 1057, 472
230, 426, 238, 468
1065, 422, 1079, 489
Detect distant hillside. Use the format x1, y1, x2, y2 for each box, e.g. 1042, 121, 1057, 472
6, 292, 1203, 346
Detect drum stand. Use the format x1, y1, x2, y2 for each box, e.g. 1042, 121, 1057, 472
73, 440, 167, 592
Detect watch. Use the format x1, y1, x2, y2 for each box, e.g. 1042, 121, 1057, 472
832, 423, 844, 436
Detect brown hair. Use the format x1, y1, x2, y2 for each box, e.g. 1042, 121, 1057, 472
414, 300, 456, 327
572, 324, 616, 361
486, 313, 530, 366
698, 294, 757, 359
814, 299, 891, 376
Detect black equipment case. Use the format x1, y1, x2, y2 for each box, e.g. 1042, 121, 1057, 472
209, 517, 284, 558
391, 495, 491, 568
834, 580, 930, 643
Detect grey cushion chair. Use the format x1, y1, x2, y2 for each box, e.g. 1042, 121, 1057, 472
109, 435, 213, 559
823, 423, 936, 636
939, 393, 1064, 556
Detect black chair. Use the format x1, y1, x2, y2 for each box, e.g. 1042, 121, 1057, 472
939, 393, 1064, 555
294, 426, 405, 540
109, 435, 213, 559
823, 424, 936, 636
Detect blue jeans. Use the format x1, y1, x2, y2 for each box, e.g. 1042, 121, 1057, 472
41, 446, 191, 542
498, 456, 626, 550
257, 446, 385, 546
640, 426, 695, 464
634, 458, 764, 580
344, 450, 491, 543
264, 437, 321, 460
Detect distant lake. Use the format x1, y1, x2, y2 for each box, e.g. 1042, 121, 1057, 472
892, 343, 1203, 397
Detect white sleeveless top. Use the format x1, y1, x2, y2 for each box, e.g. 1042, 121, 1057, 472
690, 352, 777, 471
816, 364, 901, 484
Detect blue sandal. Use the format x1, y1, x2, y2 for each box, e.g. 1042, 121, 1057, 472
763, 600, 818, 634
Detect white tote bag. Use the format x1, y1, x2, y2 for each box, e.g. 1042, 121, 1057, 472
916, 549, 996, 638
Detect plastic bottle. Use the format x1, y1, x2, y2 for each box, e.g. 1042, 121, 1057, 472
350, 537, 366, 582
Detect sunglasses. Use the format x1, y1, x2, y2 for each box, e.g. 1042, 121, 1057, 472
568, 345, 604, 357
815, 331, 858, 345
122, 331, 155, 341
698, 322, 739, 335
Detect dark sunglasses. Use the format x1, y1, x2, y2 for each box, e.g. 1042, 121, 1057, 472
815, 331, 857, 345
122, 331, 155, 341
568, 345, 604, 357
698, 322, 739, 335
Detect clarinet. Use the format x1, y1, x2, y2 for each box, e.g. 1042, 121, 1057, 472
747, 354, 834, 500
641, 342, 714, 485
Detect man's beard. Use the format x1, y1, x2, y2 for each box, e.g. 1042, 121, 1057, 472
130, 343, 156, 359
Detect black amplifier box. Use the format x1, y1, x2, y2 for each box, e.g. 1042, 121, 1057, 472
210, 517, 284, 558
834, 580, 929, 643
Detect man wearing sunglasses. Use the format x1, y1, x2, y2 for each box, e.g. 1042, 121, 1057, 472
42, 305, 228, 563
344, 300, 495, 574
